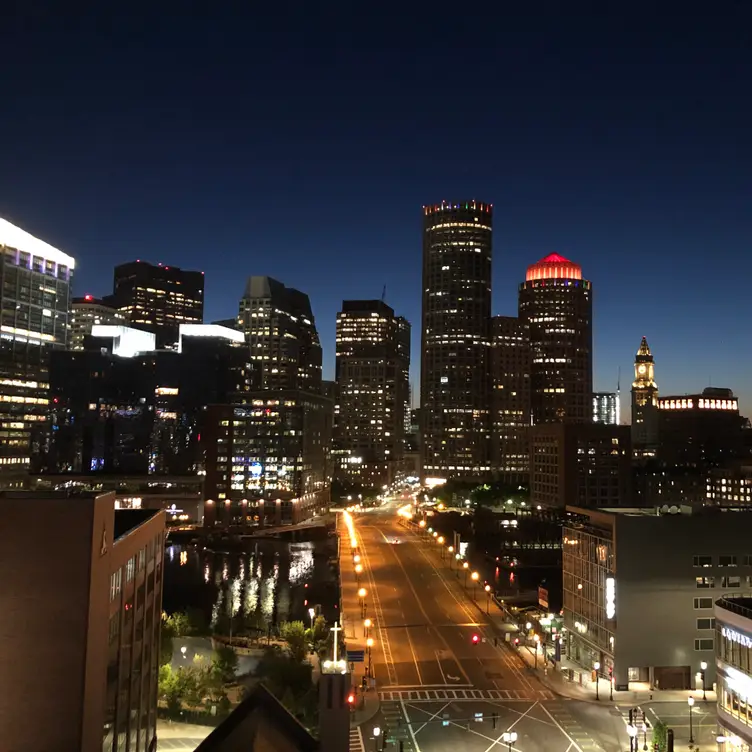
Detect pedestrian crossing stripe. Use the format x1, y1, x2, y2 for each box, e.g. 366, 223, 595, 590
378, 688, 555, 702
349, 725, 364, 752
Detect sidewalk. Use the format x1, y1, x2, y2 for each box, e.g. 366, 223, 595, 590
337, 513, 381, 728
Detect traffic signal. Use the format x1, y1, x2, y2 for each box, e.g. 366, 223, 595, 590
472, 633, 480, 645
514, 637, 520, 646
347, 693, 355, 706
492, 712, 498, 729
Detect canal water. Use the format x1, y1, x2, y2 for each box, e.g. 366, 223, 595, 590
162, 537, 341, 634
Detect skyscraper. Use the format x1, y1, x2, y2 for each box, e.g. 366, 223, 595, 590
0, 218, 74, 470
519, 253, 592, 425
631, 336, 658, 456
491, 315, 530, 484
334, 300, 410, 488
237, 276, 322, 393
69, 295, 124, 349
420, 201, 492, 481
110, 260, 204, 350
592, 392, 618, 425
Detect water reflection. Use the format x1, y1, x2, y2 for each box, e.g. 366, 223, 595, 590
163, 539, 335, 634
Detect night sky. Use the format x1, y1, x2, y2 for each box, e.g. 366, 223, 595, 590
1, 4, 751, 417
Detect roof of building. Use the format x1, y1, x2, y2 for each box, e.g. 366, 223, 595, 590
194, 683, 318, 752
525, 253, 583, 282
114, 509, 162, 541
717, 596, 752, 621
0, 217, 76, 268
636, 336, 651, 356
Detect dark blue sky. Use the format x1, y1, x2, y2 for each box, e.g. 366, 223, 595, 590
1, 4, 751, 416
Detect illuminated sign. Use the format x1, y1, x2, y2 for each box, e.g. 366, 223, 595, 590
722, 626, 752, 648
605, 577, 616, 620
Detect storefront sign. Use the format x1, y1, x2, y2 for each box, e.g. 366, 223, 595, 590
605, 577, 616, 619
538, 586, 549, 609
722, 626, 752, 648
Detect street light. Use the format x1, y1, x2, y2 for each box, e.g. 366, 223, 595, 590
448, 545, 454, 569
688, 695, 695, 744
364, 617, 372, 638
626, 723, 637, 752
484, 583, 492, 613
358, 587, 367, 618
700, 660, 708, 701
594, 661, 601, 701
463, 561, 470, 586
366, 637, 374, 678
471, 570, 479, 599
373, 726, 381, 752
308, 607, 315, 629
501, 730, 517, 751
355, 562, 363, 585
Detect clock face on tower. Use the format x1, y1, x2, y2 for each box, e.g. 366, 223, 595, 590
638, 365, 647, 375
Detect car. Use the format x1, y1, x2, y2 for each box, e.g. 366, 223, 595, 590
391, 538, 401, 545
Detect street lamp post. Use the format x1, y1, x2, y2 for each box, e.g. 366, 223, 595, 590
463, 561, 470, 586
688, 695, 695, 744
308, 607, 315, 630
366, 637, 374, 678
626, 723, 637, 752
501, 730, 517, 751
609, 667, 614, 701
358, 587, 367, 618
534, 634, 540, 669
355, 563, 363, 586
484, 584, 491, 614
448, 546, 454, 569
364, 617, 372, 638
594, 661, 601, 701
373, 726, 381, 752
471, 571, 479, 599
701, 660, 708, 701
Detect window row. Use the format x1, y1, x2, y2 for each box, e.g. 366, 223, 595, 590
693, 555, 752, 568
696, 575, 750, 588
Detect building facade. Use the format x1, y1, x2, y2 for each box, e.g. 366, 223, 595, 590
334, 300, 409, 489
203, 391, 333, 527
110, 260, 204, 350
631, 336, 658, 458
530, 423, 632, 509
519, 253, 592, 425
0, 490, 165, 752
657, 388, 744, 468
708, 464, 752, 507
563, 505, 752, 692
70, 295, 124, 349
0, 218, 74, 470
237, 276, 322, 393
716, 597, 752, 752
491, 315, 530, 483
592, 392, 618, 425
48, 324, 252, 474
420, 201, 492, 481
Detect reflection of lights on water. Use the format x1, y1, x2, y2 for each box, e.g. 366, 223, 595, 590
238, 559, 245, 582
222, 561, 229, 582
244, 575, 259, 615
288, 543, 314, 584
169, 546, 176, 562
260, 564, 279, 622
180, 551, 187, 566
230, 577, 241, 617
204, 564, 210, 584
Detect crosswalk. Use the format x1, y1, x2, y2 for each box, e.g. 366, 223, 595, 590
380, 700, 417, 752
378, 687, 555, 703
545, 700, 606, 751
348, 725, 364, 752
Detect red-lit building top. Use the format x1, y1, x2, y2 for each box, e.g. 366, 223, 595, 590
423, 200, 492, 215
525, 253, 583, 282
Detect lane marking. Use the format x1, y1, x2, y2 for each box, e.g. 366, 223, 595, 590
401, 699, 422, 752
540, 703, 587, 752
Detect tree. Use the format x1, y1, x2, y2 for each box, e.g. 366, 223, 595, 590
159, 664, 183, 714
165, 611, 191, 637
254, 647, 313, 702
651, 720, 668, 752
280, 620, 308, 664
160, 624, 174, 667
211, 645, 239, 684
307, 615, 328, 654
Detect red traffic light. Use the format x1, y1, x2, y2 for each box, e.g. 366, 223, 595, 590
472, 634, 480, 644
514, 637, 520, 645
347, 693, 355, 704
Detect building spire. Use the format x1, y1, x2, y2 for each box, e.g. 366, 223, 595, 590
637, 336, 651, 357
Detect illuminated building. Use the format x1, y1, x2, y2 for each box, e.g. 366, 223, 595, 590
592, 392, 618, 425
48, 324, 253, 474
420, 201, 492, 481
238, 276, 322, 393
564, 505, 752, 693
69, 296, 124, 349
110, 260, 204, 350
203, 391, 333, 527
0, 490, 165, 752
657, 388, 744, 468
716, 597, 752, 752
491, 315, 530, 483
631, 336, 658, 458
0, 217, 74, 470
334, 300, 410, 488
519, 253, 592, 425
530, 423, 632, 509
708, 464, 752, 507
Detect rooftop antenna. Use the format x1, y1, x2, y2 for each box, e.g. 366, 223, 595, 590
617, 367, 621, 424
381, 284, 386, 303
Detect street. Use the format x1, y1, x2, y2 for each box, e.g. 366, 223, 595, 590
351, 504, 715, 752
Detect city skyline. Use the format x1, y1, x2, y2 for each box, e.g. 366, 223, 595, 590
2, 5, 751, 414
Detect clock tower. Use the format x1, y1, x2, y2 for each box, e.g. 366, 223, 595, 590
631, 336, 658, 457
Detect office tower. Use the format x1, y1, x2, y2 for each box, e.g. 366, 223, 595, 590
593, 392, 618, 425
519, 253, 593, 425
334, 300, 410, 488
530, 423, 632, 508
0, 490, 165, 752
203, 391, 333, 527
420, 200, 492, 481
110, 260, 204, 350
397, 316, 412, 442
0, 218, 74, 470
631, 336, 658, 457
69, 295, 124, 350
238, 276, 322, 393
491, 315, 530, 484
48, 324, 253, 474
